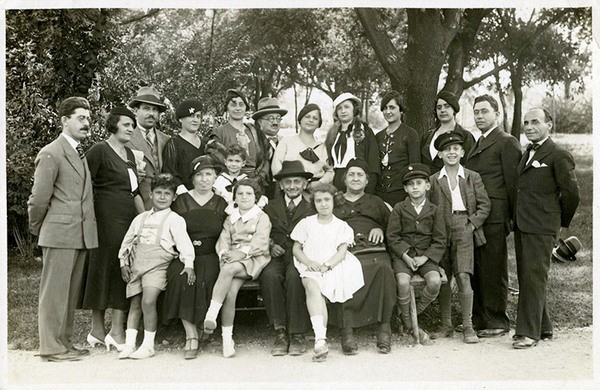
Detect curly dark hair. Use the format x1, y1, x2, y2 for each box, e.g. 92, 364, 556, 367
151, 173, 178, 193
232, 178, 263, 202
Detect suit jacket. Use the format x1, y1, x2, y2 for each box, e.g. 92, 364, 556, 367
465, 127, 521, 225
28, 135, 98, 249
126, 127, 169, 210
387, 198, 447, 263
515, 138, 579, 235
429, 167, 491, 246
263, 197, 315, 262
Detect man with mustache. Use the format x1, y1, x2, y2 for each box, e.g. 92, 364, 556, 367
28, 97, 98, 361
126, 86, 170, 210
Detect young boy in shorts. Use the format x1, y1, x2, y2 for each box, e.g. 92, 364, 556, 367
118, 173, 195, 359
387, 163, 447, 344
429, 131, 491, 344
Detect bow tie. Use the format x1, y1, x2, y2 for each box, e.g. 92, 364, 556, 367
527, 143, 540, 152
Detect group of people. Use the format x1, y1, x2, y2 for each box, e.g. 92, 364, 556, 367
27, 85, 580, 364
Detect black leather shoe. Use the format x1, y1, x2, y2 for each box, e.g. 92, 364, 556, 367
376, 331, 391, 354
68, 346, 90, 356
341, 328, 358, 355
271, 329, 289, 356
288, 334, 307, 356
40, 351, 81, 362
541, 332, 553, 341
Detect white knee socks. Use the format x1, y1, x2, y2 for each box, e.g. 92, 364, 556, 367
310, 315, 327, 341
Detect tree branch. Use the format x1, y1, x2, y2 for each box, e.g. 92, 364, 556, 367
119, 9, 161, 25
463, 9, 571, 89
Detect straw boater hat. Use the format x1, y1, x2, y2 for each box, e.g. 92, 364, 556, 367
551, 236, 582, 263
252, 97, 288, 120
333, 92, 361, 109
128, 86, 168, 113
273, 160, 313, 180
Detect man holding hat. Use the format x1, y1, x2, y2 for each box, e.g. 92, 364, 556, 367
126, 86, 170, 210
163, 98, 205, 194
512, 108, 579, 348
260, 160, 315, 356
252, 97, 288, 198
465, 94, 521, 338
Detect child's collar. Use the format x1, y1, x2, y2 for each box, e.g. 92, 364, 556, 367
230, 204, 261, 224
150, 207, 172, 216
221, 172, 248, 182
438, 165, 465, 179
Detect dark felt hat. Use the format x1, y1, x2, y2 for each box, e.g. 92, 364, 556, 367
436, 90, 460, 114
434, 131, 464, 151
176, 99, 202, 119
400, 163, 431, 184
273, 160, 313, 180
128, 86, 167, 112
225, 89, 250, 109
190, 155, 222, 176
110, 106, 136, 124
252, 97, 288, 120
297, 103, 322, 127
346, 157, 369, 174
552, 236, 583, 263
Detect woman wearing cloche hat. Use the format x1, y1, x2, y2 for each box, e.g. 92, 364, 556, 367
162, 98, 207, 194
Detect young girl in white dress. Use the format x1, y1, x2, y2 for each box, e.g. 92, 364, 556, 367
291, 183, 364, 362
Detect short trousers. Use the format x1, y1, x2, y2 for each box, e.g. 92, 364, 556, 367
448, 212, 475, 275
393, 256, 441, 277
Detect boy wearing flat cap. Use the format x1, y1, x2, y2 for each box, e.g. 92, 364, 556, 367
386, 163, 447, 344
428, 131, 491, 344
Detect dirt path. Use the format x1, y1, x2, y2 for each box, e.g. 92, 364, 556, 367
4, 327, 594, 389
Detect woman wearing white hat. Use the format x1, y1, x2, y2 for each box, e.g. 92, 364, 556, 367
325, 92, 380, 193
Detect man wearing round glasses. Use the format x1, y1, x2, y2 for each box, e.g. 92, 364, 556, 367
252, 97, 288, 198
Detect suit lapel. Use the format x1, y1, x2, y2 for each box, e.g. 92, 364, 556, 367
437, 176, 452, 204
520, 138, 554, 172
419, 200, 434, 219
401, 198, 418, 219
292, 199, 312, 224
272, 198, 289, 223
156, 130, 169, 168
59, 136, 85, 179
129, 128, 155, 168
468, 127, 499, 159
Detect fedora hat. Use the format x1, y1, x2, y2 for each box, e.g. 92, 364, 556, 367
552, 236, 582, 263
273, 160, 313, 181
128, 86, 167, 112
333, 92, 361, 109
252, 97, 288, 120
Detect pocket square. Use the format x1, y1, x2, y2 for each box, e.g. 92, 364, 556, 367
531, 160, 548, 168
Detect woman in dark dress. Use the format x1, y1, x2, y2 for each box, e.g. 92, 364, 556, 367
163, 155, 228, 359
331, 158, 396, 355
79, 107, 144, 350
325, 92, 381, 193
162, 99, 205, 194
375, 90, 421, 207
420, 90, 475, 175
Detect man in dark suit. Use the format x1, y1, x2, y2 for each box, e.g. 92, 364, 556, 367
126, 86, 170, 210
252, 97, 288, 199
28, 97, 99, 361
465, 94, 522, 337
260, 160, 315, 356
512, 108, 579, 348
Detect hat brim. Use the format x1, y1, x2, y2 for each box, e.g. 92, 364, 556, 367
552, 247, 576, 263
129, 96, 168, 112
252, 108, 288, 120
402, 173, 429, 184
273, 171, 313, 181
334, 96, 361, 108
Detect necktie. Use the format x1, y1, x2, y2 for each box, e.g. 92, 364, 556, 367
287, 199, 296, 216
145, 130, 155, 149
474, 135, 484, 150
76, 144, 85, 159
334, 125, 352, 162
527, 143, 540, 152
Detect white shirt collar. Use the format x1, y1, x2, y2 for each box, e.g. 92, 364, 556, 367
137, 123, 154, 134
438, 165, 465, 179
284, 195, 302, 207
230, 204, 261, 224
535, 137, 549, 146
482, 126, 496, 138
150, 207, 172, 217
61, 133, 79, 150
411, 197, 427, 209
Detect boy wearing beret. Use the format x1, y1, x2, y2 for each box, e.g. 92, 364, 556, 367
428, 132, 491, 344
386, 163, 447, 344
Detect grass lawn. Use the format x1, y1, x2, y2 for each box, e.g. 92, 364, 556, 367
6, 133, 593, 350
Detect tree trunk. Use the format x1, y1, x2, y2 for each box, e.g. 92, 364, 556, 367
493, 58, 508, 132
510, 62, 524, 138
444, 9, 490, 97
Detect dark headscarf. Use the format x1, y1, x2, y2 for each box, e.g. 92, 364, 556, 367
436, 91, 460, 114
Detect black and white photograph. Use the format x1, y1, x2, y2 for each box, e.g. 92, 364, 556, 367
1, 1, 596, 388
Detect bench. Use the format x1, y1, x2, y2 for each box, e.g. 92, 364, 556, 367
409, 270, 448, 343
236, 280, 265, 311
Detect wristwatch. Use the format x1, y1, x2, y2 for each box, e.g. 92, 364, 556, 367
323, 262, 332, 271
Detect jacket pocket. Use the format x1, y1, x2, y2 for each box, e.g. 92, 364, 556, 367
46, 213, 74, 224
